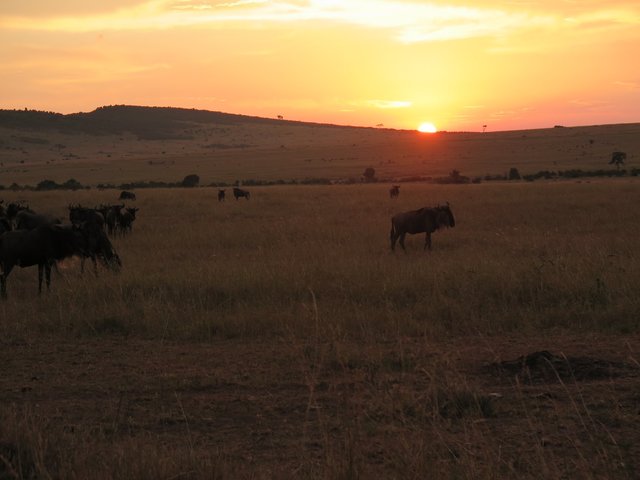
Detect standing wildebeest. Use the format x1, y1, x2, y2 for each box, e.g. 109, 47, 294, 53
15, 210, 61, 230
389, 185, 400, 199
118, 207, 138, 235
0, 217, 10, 236
233, 187, 250, 200
390, 204, 455, 252
69, 204, 105, 230
0, 223, 120, 298
105, 204, 125, 236
119, 190, 136, 200
5, 202, 30, 228
218, 189, 226, 202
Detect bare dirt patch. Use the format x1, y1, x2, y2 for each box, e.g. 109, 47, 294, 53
1, 333, 638, 478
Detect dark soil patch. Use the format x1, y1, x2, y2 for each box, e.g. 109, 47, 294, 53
485, 350, 639, 384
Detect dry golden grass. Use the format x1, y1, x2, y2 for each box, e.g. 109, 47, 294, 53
0, 181, 639, 478
2, 181, 639, 340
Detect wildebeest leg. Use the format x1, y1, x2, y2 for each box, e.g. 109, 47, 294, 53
38, 264, 44, 294
424, 233, 432, 250
399, 233, 407, 252
45, 262, 52, 291
390, 226, 398, 251
92, 256, 98, 276
0, 264, 12, 298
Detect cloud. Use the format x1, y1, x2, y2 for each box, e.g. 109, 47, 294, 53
1, 0, 638, 46
0, 0, 549, 43
613, 80, 640, 90
363, 100, 412, 109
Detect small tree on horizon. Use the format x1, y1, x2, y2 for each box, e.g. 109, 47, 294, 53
609, 151, 627, 171
363, 167, 376, 182
508, 167, 521, 180
182, 174, 200, 188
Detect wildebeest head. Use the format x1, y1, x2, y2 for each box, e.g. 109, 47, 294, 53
75, 222, 122, 272
125, 207, 138, 219
5, 202, 29, 221
435, 203, 455, 229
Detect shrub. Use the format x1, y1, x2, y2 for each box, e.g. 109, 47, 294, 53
181, 174, 200, 188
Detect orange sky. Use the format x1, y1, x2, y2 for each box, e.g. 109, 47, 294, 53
1, 0, 639, 131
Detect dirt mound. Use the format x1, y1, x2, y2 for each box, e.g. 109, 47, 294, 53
485, 350, 638, 384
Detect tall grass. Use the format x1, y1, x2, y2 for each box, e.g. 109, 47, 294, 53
1, 181, 639, 342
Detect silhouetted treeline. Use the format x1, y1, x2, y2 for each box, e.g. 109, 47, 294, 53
523, 168, 638, 181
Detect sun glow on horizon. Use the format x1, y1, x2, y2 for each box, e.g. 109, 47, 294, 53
417, 122, 438, 133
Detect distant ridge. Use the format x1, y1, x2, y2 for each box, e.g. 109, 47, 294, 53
0, 105, 366, 139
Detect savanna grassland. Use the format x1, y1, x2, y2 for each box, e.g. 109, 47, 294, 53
1, 180, 639, 479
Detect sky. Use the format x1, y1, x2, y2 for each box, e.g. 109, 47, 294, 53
1, 0, 639, 131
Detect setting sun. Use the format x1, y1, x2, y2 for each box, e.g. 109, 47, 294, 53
417, 122, 438, 133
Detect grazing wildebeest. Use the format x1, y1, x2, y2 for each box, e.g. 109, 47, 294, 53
69, 204, 105, 230
74, 221, 122, 274
119, 190, 136, 200
118, 207, 138, 235
218, 189, 226, 202
389, 185, 400, 199
390, 203, 455, 252
233, 187, 250, 200
0, 223, 120, 298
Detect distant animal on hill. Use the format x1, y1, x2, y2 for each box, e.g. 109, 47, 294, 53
390, 203, 455, 252
389, 185, 400, 199
218, 189, 226, 202
0, 223, 120, 298
233, 187, 251, 200
119, 191, 136, 200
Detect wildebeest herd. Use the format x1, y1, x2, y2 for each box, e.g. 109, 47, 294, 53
0, 199, 140, 298
0, 185, 455, 298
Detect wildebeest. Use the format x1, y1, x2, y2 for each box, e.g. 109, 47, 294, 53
118, 207, 138, 235
0, 222, 120, 298
15, 210, 61, 230
390, 203, 455, 252
69, 204, 105, 230
389, 185, 400, 199
74, 221, 122, 274
218, 189, 226, 202
119, 190, 136, 200
233, 187, 250, 200
5, 202, 29, 227
0, 217, 10, 236
105, 204, 125, 236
